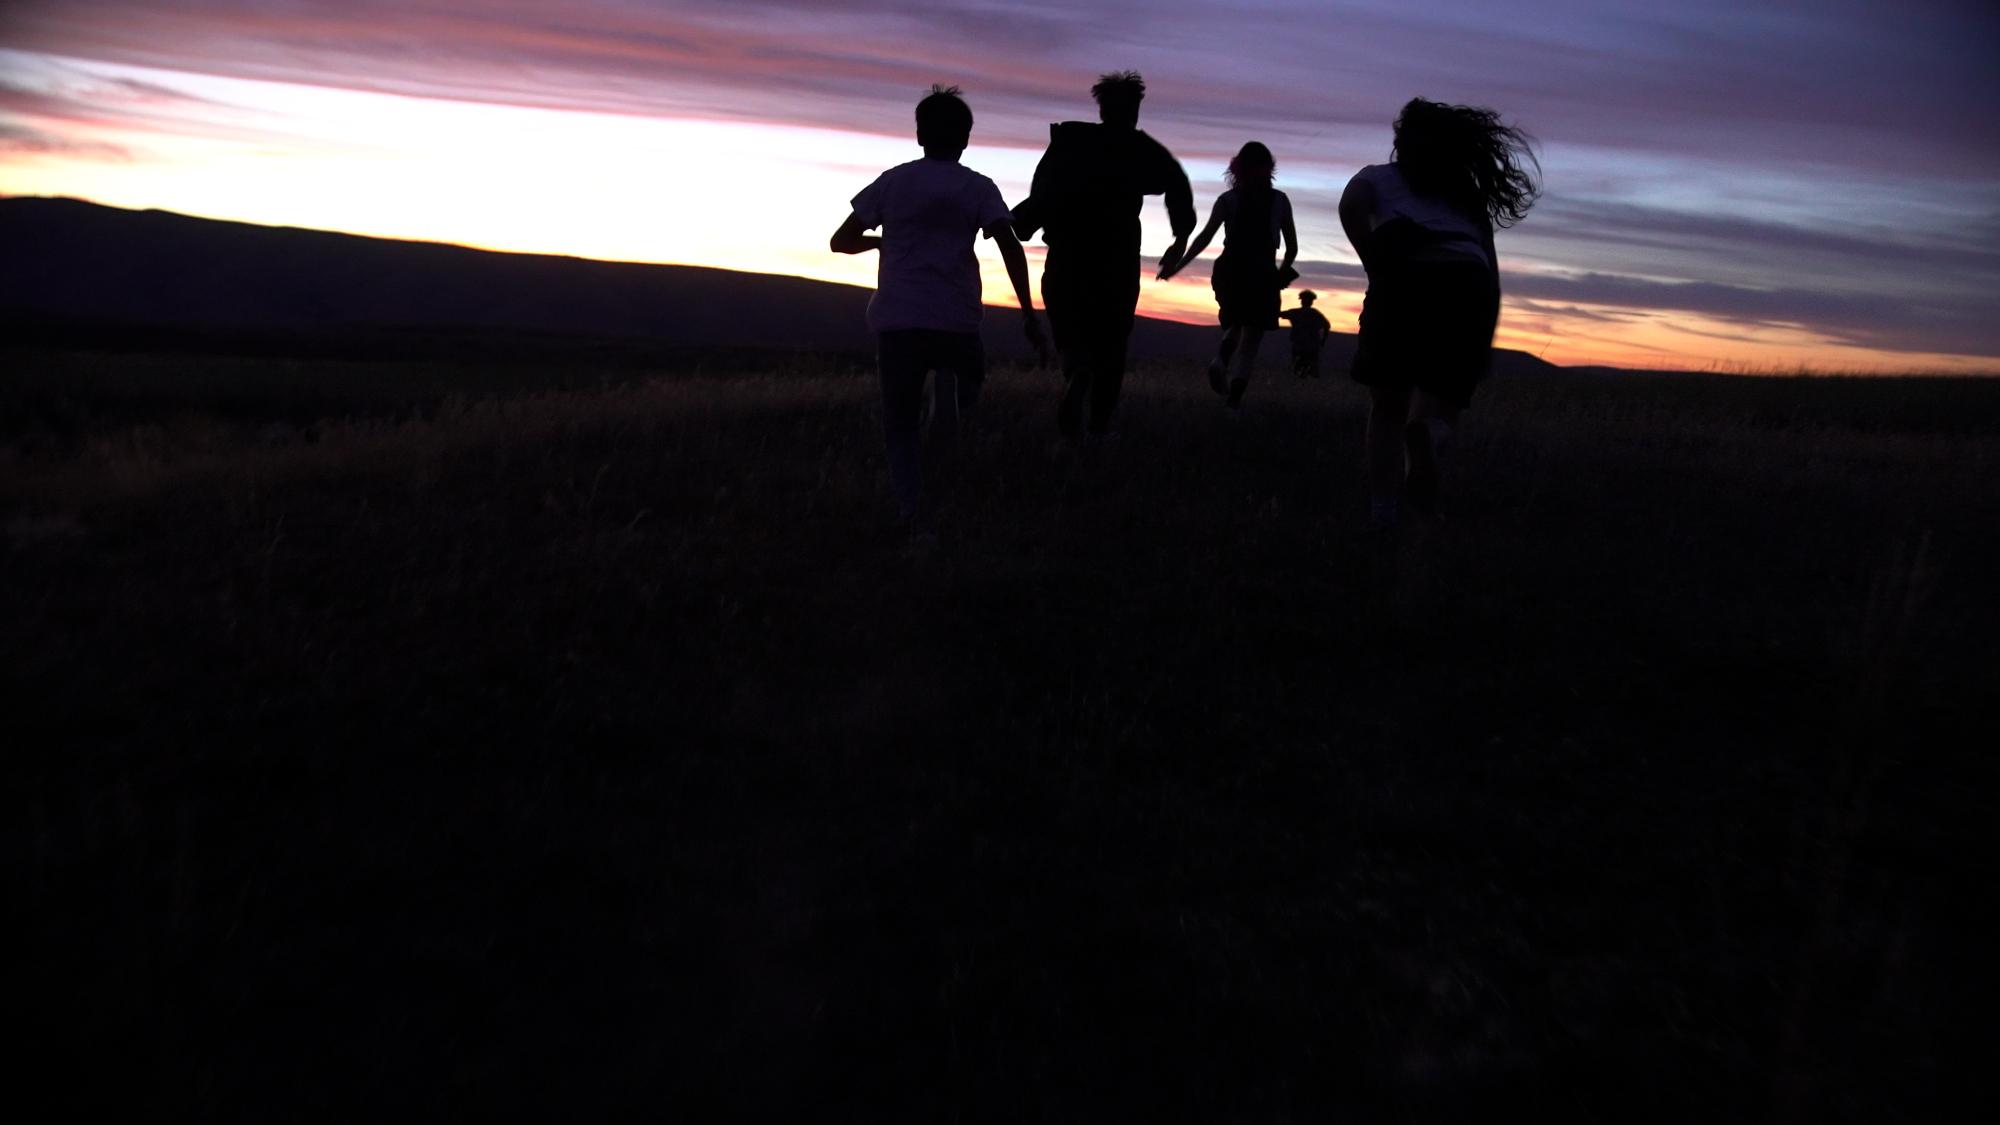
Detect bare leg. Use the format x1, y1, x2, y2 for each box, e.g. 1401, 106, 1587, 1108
1404, 391, 1459, 516
1411, 391, 1460, 431
1209, 328, 1241, 394
1367, 384, 1412, 525
1226, 328, 1265, 407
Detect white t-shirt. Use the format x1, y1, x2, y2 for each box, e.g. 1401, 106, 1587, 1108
850, 157, 1012, 334
1347, 163, 1490, 268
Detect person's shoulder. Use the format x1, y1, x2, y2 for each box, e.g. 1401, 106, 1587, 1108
1349, 163, 1392, 185
953, 162, 1002, 190
872, 158, 928, 183
1342, 164, 1389, 205
1132, 128, 1176, 158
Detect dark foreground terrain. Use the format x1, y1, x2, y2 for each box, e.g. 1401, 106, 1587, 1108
8, 348, 1996, 1121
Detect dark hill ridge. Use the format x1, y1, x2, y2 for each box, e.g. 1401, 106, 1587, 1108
1, 196, 1557, 375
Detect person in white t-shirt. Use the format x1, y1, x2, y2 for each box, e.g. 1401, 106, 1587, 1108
831, 85, 1047, 535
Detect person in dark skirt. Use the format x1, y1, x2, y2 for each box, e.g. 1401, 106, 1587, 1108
1158, 142, 1297, 409
1339, 98, 1539, 525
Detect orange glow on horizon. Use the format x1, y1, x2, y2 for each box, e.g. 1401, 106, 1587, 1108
2, 54, 1993, 376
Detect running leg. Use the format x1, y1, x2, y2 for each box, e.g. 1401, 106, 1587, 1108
1366, 384, 1412, 526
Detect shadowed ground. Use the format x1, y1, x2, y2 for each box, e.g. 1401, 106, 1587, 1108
9, 352, 1995, 1121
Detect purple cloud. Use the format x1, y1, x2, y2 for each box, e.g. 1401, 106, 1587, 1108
0, 119, 129, 159
2, 0, 1995, 362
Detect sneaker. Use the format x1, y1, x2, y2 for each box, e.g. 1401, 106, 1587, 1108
1226, 377, 1248, 409
1404, 420, 1439, 516
1207, 359, 1229, 395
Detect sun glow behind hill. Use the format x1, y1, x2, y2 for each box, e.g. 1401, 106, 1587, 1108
1, 44, 1994, 375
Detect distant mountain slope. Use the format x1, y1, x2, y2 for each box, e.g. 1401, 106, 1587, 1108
1, 197, 1558, 375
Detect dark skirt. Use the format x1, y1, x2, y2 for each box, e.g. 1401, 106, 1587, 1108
1212, 253, 1280, 331
1349, 259, 1500, 409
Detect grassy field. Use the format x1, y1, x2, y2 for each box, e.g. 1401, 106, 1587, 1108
9, 347, 1996, 1121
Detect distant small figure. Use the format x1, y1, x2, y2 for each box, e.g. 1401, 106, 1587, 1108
1012, 71, 1195, 438
831, 85, 1047, 536
1339, 97, 1538, 526
1278, 290, 1331, 379
1157, 142, 1297, 410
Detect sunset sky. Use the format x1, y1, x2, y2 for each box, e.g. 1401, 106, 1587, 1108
2, 1, 1996, 372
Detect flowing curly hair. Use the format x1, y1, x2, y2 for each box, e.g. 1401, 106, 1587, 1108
1391, 98, 1540, 228
1225, 141, 1275, 191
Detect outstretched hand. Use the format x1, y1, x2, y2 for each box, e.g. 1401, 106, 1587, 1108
1156, 239, 1189, 280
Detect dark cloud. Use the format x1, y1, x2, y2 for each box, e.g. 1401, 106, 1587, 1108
0, 72, 282, 144
0, 118, 130, 159
1529, 198, 2000, 284
105, 76, 228, 105
11, 0, 1988, 169
3, 0, 1995, 360
1504, 270, 1999, 356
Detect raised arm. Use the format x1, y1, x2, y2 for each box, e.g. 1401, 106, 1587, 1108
829, 211, 880, 255
1158, 196, 1225, 280
988, 221, 1051, 363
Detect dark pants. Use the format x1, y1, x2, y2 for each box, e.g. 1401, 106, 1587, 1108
877, 329, 984, 520
1043, 243, 1139, 436
1292, 347, 1321, 378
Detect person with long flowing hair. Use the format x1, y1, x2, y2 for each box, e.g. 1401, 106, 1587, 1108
1339, 98, 1539, 526
1159, 141, 1298, 409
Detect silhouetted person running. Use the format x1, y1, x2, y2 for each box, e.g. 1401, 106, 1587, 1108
1158, 141, 1297, 410
1011, 71, 1195, 438
1339, 97, 1538, 527
832, 84, 1046, 540
1279, 290, 1331, 379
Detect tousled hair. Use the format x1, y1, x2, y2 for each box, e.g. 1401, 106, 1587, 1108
1226, 141, 1275, 191
916, 84, 972, 151
1091, 70, 1145, 106
1391, 97, 1540, 228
